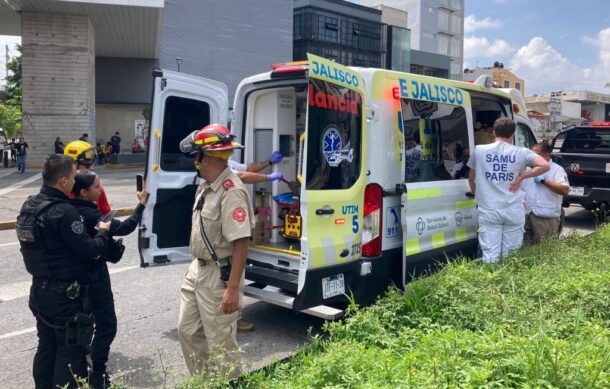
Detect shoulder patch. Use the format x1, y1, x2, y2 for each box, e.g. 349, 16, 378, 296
222, 179, 235, 190
71, 220, 84, 234
233, 207, 247, 222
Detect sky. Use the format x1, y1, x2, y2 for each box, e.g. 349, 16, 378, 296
0, 35, 20, 87
464, 0, 610, 96
2, 1, 610, 95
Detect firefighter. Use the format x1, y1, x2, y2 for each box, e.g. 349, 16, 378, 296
16, 154, 112, 389
64, 140, 111, 215
177, 124, 255, 380
467, 117, 549, 262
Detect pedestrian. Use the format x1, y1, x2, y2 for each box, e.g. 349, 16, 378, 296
54, 137, 65, 154
467, 117, 550, 263
10, 137, 17, 164
110, 132, 121, 155
95, 143, 105, 165
64, 140, 112, 215
79, 133, 89, 142
177, 124, 254, 381
15, 136, 29, 174
15, 154, 112, 389
103, 141, 112, 161
522, 140, 570, 246
70, 170, 148, 388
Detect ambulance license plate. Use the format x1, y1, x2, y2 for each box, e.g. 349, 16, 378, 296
569, 186, 585, 196
322, 274, 345, 299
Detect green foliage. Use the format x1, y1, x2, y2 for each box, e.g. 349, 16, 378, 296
0, 102, 22, 138
4, 45, 22, 108
234, 227, 610, 388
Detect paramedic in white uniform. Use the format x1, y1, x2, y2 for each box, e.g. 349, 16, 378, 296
522, 141, 569, 246
229, 151, 284, 185
467, 117, 549, 263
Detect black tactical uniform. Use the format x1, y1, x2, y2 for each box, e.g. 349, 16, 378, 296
17, 186, 110, 389
71, 198, 144, 380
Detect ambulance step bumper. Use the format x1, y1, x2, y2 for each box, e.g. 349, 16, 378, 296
243, 285, 344, 320
245, 265, 298, 292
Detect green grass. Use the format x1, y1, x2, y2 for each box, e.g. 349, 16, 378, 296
190, 226, 610, 388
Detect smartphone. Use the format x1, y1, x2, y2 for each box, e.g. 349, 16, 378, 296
136, 174, 143, 192
100, 210, 118, 223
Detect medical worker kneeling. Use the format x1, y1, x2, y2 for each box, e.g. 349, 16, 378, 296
467, 117, 550, 263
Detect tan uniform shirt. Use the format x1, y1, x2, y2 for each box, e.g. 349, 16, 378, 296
190, 167, 254, 261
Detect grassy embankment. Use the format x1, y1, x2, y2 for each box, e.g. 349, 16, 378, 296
189, 226, 610, 388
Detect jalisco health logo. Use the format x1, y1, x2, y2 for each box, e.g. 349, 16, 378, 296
416, 217, 426, 235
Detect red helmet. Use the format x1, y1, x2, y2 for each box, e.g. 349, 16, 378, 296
179, 124, 244, 154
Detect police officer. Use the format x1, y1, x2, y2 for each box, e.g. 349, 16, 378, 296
467, 117, 550, 262
522, 141, 570, 246
16, 154, 112, 389
177, 124, 254, 380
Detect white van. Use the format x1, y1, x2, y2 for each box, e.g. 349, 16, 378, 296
139, 55, 537, 319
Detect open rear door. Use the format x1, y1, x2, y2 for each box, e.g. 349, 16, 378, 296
139, 70, 228, 266
293, 54, 367, 310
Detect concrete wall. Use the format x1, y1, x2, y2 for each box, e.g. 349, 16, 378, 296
95, 104, 146, 152
159, 0, 292, 104
21, 12, 96, 164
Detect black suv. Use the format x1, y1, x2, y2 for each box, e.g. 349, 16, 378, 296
551, 122, 610, 222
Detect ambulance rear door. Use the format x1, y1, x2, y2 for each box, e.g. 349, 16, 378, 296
398, 77, 478, 285
139, 69, 229, 266
293, 54, 368, 310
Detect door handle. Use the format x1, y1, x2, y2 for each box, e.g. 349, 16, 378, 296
315, 208, 335, 215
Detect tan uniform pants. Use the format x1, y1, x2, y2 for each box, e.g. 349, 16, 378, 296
178, 259, 243, 380
523, 213, 560, 247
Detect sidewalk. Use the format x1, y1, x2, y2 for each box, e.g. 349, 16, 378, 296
0, 166, 143, 222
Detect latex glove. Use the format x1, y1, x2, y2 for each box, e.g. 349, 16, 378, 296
534, 176, 545, 184
269, 151, 283, 164
267, 172, 284, 182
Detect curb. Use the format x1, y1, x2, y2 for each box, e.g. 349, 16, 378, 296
0, 207, 135, 231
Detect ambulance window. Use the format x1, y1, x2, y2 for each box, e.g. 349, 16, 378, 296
515, 123, 536, 149
306, 78, 362, 190
401, 99, 468, 182
471, 93, 509, 146
161, 96, 210, 171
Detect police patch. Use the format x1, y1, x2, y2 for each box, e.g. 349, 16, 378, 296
233, 207, 247, 222
71, 220, 84, 234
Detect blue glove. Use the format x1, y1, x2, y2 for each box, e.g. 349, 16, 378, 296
534, 176, 545, 184
267, 172, 284, 182
269, 151, 283, 164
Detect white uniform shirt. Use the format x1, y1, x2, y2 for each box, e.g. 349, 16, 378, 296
467, 141, 539, 210
522, 161, 569, 218
228, 159, 247, 173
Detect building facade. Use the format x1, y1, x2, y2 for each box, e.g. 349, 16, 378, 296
1, 0, 293, 163
463, 62, 526, 96
362, 0, 464, 79
293, 0, 384, 67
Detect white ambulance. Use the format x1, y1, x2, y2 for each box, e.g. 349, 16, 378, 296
139, 54, 536, 319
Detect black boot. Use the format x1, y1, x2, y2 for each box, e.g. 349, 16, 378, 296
89, 369, 112, 389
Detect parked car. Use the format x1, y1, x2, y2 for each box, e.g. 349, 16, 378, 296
551, 122, 610, 222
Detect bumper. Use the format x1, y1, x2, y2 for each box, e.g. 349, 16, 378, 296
566, 187, 610, 209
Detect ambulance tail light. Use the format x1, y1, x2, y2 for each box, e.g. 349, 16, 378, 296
362, 184, 383, 257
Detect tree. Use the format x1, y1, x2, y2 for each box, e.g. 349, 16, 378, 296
1, 45, 22, 138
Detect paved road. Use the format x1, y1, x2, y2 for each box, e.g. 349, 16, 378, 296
0, 167, 600, 388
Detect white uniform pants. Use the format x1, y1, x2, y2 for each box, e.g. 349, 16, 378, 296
178, 259, 243, 380
477, 206, 525, 263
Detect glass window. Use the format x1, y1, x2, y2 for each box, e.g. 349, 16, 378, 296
503, 80, 510, 88
306, 78, 362, 190
561, 128, 610, 153
451, 14, 462, 34
438, 9, 450, 31
516, 123, 537, 149
515, 82, 521, 91
401, 99, 469, 182
161, 96, 210, 171
471, 93, 510, 145
450, 38, 461, 57
437, 34, 449, 55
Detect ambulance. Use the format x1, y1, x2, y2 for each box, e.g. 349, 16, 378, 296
139, 54, 536, 319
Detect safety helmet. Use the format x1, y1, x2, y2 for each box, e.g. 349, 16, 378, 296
179, 124, 244, 155
64, 140, 96, 165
